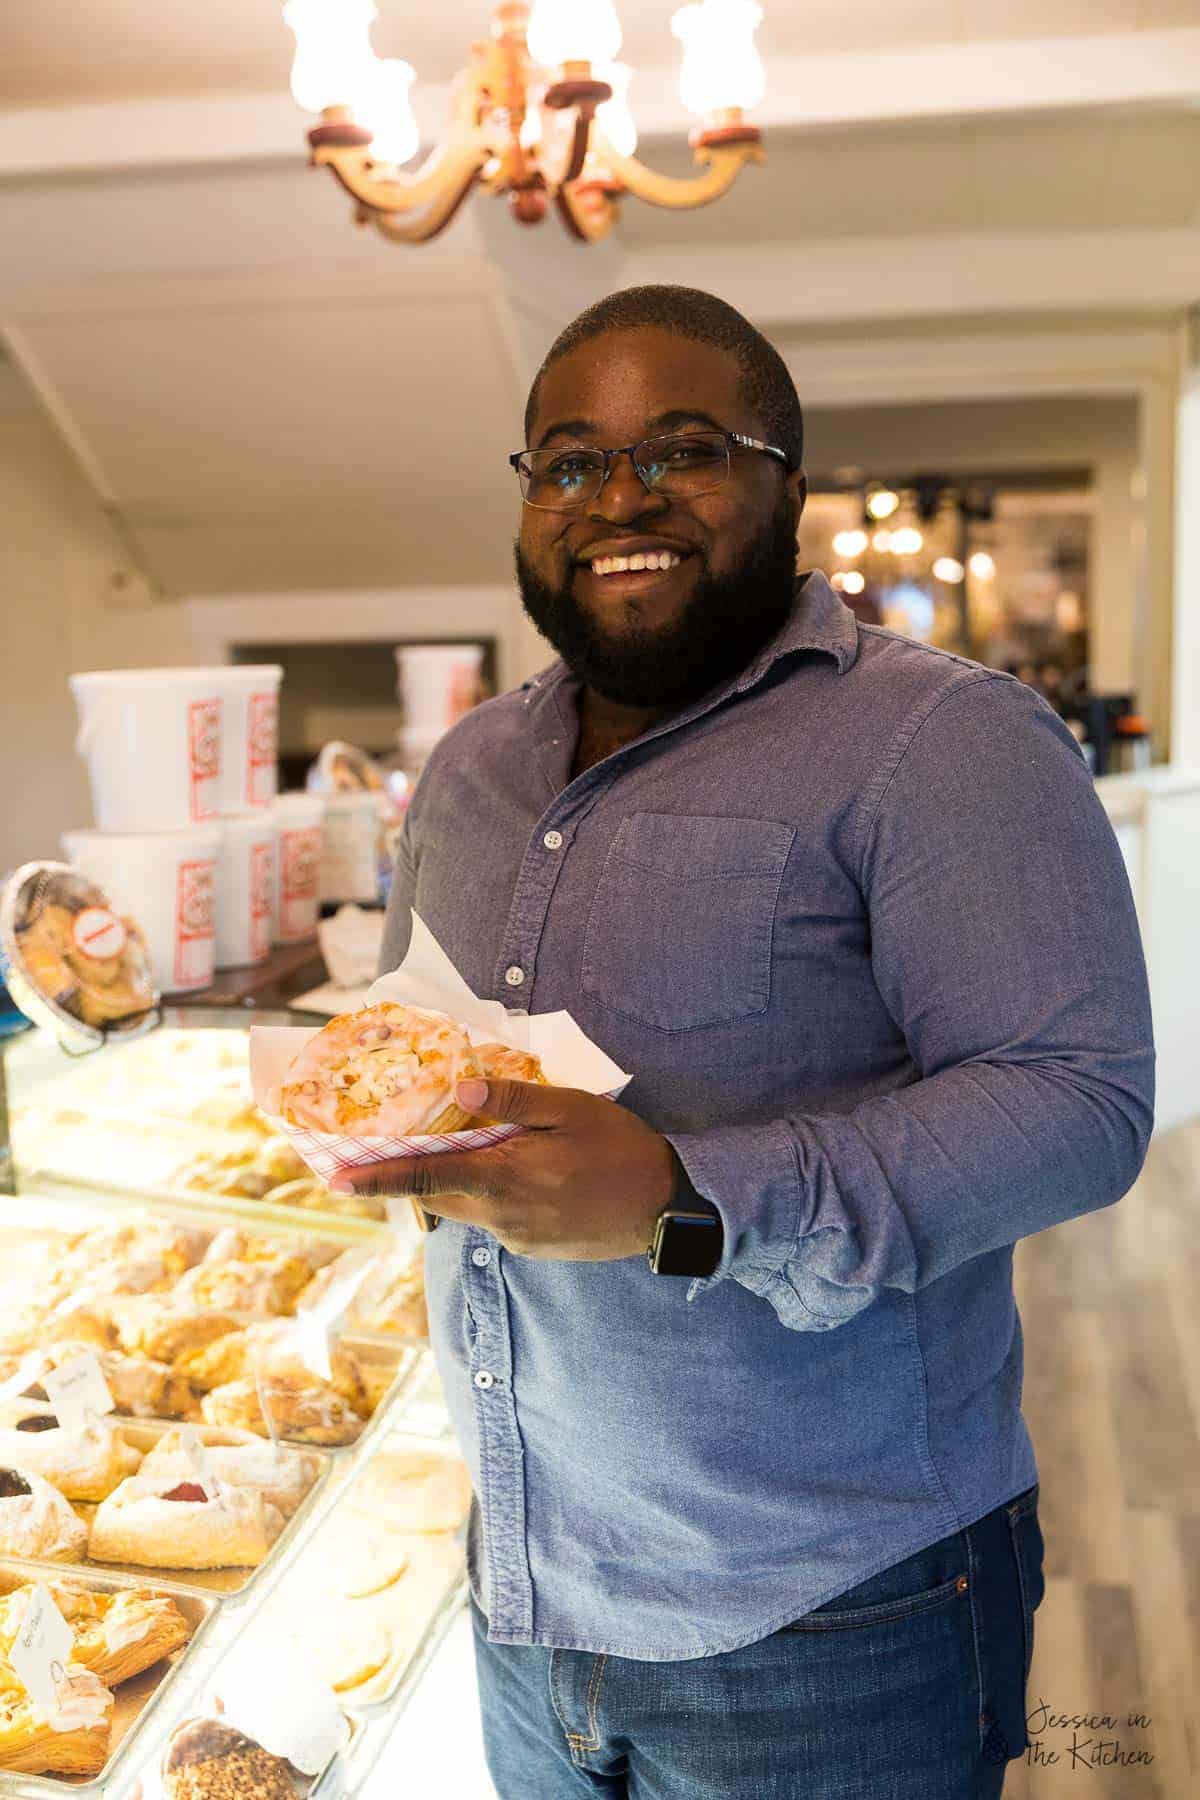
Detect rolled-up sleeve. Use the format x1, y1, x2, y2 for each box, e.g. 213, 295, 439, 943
666, 672, 1156, 1330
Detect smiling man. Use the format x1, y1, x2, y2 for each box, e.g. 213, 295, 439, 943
354, 286, 1155, 1798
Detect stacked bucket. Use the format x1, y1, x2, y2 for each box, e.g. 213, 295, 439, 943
62, 665, 306, 995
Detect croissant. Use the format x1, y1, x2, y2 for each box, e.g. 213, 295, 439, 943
0, 1669, 113, 1776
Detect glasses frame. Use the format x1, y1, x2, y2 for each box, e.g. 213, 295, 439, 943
508, 428, 792, 512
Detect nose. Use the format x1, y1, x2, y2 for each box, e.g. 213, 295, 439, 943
588, 449, 669, 526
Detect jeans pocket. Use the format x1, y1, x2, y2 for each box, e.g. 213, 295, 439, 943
778, 1530, 971, 1632
1005, 1485, 1045, 1687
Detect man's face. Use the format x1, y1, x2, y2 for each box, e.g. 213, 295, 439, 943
515, 325, 807, 710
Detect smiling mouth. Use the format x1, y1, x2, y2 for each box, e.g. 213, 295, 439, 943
574, 550, 697, 594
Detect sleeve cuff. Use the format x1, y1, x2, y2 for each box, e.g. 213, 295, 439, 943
662, 1120, 805, 1304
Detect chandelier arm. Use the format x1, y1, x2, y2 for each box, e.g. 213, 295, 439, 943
364, 169, 484, 243
314, 125, 490, 216
593, 136, 765, 211
555, 182, 617, 243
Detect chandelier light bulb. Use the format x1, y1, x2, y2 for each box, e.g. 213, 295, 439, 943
359, 58, 420, 166
832, 528, 868, 559
594, 62, 638, 156
840, 570, 866, 595
969, 551, 997, 580
283, 0, 377, 114
671, 0, 766, 119
933, 556, 965, 584
527, 0, 623, 69
865, 485, 900, 521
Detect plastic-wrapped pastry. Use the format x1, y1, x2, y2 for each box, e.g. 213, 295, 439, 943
170, 1256, 313, 1318
201, 1372, 364, 1447
138, 1429, 320, 1519
0, 1465, 89, 1561
29, 1341, 194, 1421
64, 1220, 211, 1282
175, 1323, 372, 1415
0, 1404, 142, 1502
300, 1245, 427, 1339
89, 1472, 285, 1570
278, 1002, 485, 1135
0, 1667, 113, 1776
198, 1227, 338, 1273
0, 1582, 192, 1688
107, 1298, 240, 1367
162, 1717, 297, 1800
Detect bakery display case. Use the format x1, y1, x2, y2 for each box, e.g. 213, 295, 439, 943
0, 1010, 472, 1800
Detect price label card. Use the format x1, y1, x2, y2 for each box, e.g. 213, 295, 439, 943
42, 1352, 115, 1432
9, 1584, 74, 1721
177, 1427, 220, 1501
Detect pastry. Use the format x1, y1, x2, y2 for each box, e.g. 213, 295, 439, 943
0, 1404, 141, 1502
8, 864, 155, 1032
248, 1136, 308, 1186
475, 1040, 549, 1089
344, 1444, 472, 1533
64, 1221, 210, 1283
0, 1465, 89, 1561
0, 1667, 113, 1776
108, 1298, 240, 1366
325, 1620, 391, 1694
138, 1428, 320, 1519
89, 1472, 285, 1570
162, 1718, 297, 1800
31, 1341, 194, 1421
278, 1002, 485, 1135
262, 1176, 383, 1219
301, 1245, 427, 1338
201, 1372, 365, 1446
176, 1323, 375, 1416
171, 1256, 313, 1318
0, 1583, 192, 1688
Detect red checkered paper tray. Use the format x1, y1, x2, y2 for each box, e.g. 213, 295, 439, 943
248, 910, 631, 1185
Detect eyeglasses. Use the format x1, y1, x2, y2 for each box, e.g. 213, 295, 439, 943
508, 428, 790, 512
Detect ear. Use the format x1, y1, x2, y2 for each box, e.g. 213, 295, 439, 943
787, 465, 808, 526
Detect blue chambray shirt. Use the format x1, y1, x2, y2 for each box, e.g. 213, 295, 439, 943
379, 571, 1155, 1661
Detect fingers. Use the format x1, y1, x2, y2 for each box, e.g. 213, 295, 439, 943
455, 1076, 577, 1128
328, 1155, 494, 1208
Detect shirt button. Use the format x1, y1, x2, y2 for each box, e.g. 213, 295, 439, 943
542, 830, 563, 851
473, 1370, 496, 1389
504, 966, 525, 988
471, 1247, 492, 1268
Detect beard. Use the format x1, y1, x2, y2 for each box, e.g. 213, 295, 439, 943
514, 493, 800, 710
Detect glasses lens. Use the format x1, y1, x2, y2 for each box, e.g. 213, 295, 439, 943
637, 431, 729, 496
519, 447, 605, 509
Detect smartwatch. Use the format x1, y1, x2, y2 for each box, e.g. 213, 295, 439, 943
647, 1158, 724, 1278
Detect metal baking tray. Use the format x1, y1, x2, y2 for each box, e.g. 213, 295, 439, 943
0, 1557, 218, 1798
6, 1419, 335, 1608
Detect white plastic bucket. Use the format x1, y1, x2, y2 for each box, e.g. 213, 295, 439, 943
217, 665, 283, 813
394, 643, 485, 763
215, 813, 276, 970
320, 791, 380, 904
70, 668, 228, 831
273, 794, 325, 945
62, 825, 221, 994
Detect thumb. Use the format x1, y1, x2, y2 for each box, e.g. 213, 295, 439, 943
454, 1076, 570, 1127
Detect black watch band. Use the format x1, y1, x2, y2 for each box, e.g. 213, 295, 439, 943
647, 1157, 724, 1278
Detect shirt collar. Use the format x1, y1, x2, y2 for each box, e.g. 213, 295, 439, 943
520, 570, 858, 725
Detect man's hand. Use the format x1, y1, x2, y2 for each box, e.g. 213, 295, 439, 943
328, 1078, 678, 1260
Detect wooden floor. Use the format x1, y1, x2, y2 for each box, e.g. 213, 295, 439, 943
1002, 1113, 1200, 1798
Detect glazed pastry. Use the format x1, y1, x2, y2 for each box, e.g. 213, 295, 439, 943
162, 1718, 297, 1800
175, 1322, 373, 1415
171, 1256, 313, 1318
107, 1297, 240, 1366
0, 1465, 88, 1561
89, 1472, 285, 1570
31, 1342, 193, 1421
344, 1444, 472, 1533
0, 1667, 113, 1776
474, 1040, 549, 1089
139, 1428, 319, 1519
201, 1371, 364, 1446
278, 1002, 485, 1136
0, 1583, 192, 1687
0, 1404, 141, 1502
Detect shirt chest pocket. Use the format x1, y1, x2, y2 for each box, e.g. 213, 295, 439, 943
580, 812, 796, 1032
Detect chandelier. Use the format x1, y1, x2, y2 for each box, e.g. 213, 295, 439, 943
283, 0, 767, 244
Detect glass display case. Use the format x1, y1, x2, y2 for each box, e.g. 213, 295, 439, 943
0, 1008, 471, 1800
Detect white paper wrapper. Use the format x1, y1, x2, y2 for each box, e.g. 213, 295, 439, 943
249, 911, 631, 1184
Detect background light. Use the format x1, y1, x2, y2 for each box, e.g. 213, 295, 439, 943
889, 526, 923, 555
284, 0, 377, 114
528, 0, 623, 69
840, 570, 865, 595
866, 486, 900, 521
594, 63, 638, 156
933, 556, 965, 583
832, 528, 868, 558
671, 0, 766, 118
871, 529, 893, 552
358, 59, 419, 165
969, 551, 997, 580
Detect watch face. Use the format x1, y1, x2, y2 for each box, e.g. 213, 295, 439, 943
651, 1210, 723, 1277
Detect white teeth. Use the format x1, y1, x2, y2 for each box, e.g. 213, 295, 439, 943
589, 552, 682, 575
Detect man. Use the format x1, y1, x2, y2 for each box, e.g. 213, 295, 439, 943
337, 286, 1155, 1797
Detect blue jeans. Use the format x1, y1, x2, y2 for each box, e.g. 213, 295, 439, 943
470, 1484, 1045, 1799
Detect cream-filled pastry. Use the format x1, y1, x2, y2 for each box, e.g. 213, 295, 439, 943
107, 1297, 240, 1367
0, 1465, 88, 1561
138, 1428, 320, 1519
0, 1403, 141, 1502
89, 1472, 285, 1570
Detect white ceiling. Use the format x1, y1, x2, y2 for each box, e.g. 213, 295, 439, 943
1, 0, 1195, 106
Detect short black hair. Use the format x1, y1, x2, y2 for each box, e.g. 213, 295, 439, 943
523, 283, 804, 469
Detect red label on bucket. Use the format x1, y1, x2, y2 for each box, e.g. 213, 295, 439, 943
175, 858, 215, 988
245, 691, 278, 807
249, 841, 273, 960
188, 698, 222, 820
279, 826, 320, 942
